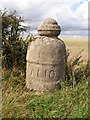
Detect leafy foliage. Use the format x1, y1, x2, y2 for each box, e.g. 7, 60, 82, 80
2, 9, 29, 69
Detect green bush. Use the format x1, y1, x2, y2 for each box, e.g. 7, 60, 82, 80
2, 9, 30, 70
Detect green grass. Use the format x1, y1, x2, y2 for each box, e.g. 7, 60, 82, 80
26, 79, 88, 118
2, 69, 88, 119
2, 40, 89, 119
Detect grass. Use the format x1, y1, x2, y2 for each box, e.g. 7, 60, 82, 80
26, 79, 88, 118
2, 38, 89, 119
2, 68, 88, 119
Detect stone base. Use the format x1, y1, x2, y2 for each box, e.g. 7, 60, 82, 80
26, 62, 64, 92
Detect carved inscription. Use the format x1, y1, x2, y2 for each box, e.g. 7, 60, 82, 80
31, 69, 33, 76
30, 68, 55, 79
45, 70, 46, 78
49, 70, 55, 78
37, 69, 39, 77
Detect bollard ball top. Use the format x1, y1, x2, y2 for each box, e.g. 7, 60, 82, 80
38, 18, 61, 37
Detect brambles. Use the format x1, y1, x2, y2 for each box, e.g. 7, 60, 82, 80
65, 49, 90, 87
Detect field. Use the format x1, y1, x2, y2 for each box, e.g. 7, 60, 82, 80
2, 38, 89, 119
62, 37, 88, 62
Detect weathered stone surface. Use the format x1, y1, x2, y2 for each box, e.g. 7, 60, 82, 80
26, 18, 67, 92
38, 18, 61, 37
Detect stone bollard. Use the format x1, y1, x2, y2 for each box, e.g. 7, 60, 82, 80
26, 18, 67, 93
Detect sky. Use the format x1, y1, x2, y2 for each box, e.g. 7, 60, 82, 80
0, 0, 89, 38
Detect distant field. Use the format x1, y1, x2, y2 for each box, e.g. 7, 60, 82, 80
61, 38, 88, 62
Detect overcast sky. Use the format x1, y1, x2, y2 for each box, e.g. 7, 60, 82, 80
1, 0, 89, 38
